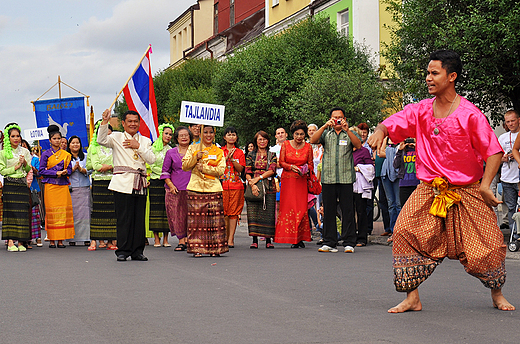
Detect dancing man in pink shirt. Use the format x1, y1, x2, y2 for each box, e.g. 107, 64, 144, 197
368, 50, 515, 313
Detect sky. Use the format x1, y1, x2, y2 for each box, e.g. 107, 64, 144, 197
0, 0, 196, 134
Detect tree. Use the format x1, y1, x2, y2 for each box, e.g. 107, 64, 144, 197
383, 0, 520, 126
287, 65, 385, 128
162, 58, 219, 125
113, 58, 219, 126
214, 17, 386, 141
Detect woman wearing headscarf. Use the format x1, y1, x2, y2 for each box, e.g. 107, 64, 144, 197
162, 126, 192, 251
0, 123, 32, 251
67, 136, 91, 246
86, 121, 117, 250
148, 124, 174, 247
39, 124, 74, 248
182, 125, 227, 257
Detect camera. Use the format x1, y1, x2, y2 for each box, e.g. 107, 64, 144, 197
405, 138, 415, 144
335, 119, 342, 125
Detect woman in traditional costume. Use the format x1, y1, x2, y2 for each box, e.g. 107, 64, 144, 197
67, 136, 91, 246
220, 127, 245, 248
162, 126, 192, 251
245, 131, 277, 249
0, 123, 32, 251
182, 125, 227, 257
275, 120, 313, 248
39, 125, 74, 248
148, 124, 174, 247
86, 121, 117, 250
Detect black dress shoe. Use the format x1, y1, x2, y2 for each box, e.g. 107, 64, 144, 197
298, 241, 305, 248
291, 244, 299, 249
116, 255, 127, 261
131, 254, 148, 261
57, 244, 66, 248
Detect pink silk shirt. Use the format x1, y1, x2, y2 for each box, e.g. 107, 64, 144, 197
382, 96, 503, 185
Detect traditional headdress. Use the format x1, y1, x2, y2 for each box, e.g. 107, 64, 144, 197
3, 123, 22, 159
152, 123, 175, 153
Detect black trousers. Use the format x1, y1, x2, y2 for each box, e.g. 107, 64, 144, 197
113, 191, 147, 258
354, 192, 368, 244
321, 183, 356, 248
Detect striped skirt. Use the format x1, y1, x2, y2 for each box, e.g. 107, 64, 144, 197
69, 186, 91, 242
90, 179, 116, 240
246, 191, 276, 238
44, 183, 75, 240
165, 190, 188, 239
31, 205, 41, 239
186, 191, 228, 255
2, 180, 31, 241
148, 179, 169, 233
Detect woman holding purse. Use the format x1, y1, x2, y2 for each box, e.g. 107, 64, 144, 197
274, 120, 313, 248
245, 131, 277, 249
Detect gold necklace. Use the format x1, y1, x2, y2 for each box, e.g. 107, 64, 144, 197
433, 94, 458, 135
124, 132, 140, 160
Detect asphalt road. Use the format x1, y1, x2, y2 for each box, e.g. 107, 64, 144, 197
1, 228, 519, 344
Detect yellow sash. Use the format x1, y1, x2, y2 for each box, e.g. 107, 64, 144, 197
46, 149, 72, 170
426, 177, 466, 218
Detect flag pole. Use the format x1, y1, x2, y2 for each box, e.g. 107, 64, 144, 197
108, 45, 152, 112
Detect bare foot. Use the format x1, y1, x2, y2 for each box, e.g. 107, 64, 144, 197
388, 289, 422, 313
491, 289, 515, 311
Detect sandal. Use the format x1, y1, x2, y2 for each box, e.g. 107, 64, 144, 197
193, 253, 203, 258
99, 243, 107, 249
250, 243, 258, 249
210, 254, 220, 257
87, 245, 96, 251
107, 245, 117, 250
266, 243, 274, 249
356, 243, 366, 247
174, 244, 187, 251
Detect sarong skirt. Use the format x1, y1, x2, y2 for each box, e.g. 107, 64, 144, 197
186, 191, 228, 255
90, 179, 116, 240
165, 190, 188, 239
148, 179, 169, 233
246, 191, 276, 238
2, 180, 31, 241
44, 183, 74, 241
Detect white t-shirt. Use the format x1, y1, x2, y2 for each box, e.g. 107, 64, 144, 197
498, 131, 519, 183
269, 144, 283, 178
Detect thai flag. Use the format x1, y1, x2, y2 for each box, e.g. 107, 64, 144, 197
123, 48, 158, 141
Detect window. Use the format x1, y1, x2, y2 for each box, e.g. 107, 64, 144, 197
230, 0, 235, 26
337, 9, 349, 37
272, 0, 279, 7
214, 4, 219, 34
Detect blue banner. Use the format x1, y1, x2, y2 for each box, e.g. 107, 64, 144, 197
34, 97, 88, 151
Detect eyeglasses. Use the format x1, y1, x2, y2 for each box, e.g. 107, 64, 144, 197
178, 134, 190, 138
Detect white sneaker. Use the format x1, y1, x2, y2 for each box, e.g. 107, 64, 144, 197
344, 245, 355, 253
318, 245, 338, 253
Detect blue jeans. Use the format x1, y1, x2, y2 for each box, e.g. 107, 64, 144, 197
502, 181, 519, 229
382, 177, 401, 233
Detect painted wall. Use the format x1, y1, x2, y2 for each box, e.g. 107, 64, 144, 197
193, 0, 214, 46
216, 0, 264, 33
317, 0, 352, 35
168, 13, 191, 66
268, 0, 310, 26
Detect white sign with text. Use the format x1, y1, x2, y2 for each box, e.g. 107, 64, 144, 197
180, 101, 225, 127
24, 128, 49, 141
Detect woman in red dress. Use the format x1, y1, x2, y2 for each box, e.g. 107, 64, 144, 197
275, 120, 313, 248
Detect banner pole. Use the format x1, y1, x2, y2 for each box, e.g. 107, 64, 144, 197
108, 45, 152, 112
58, 75, 62, 99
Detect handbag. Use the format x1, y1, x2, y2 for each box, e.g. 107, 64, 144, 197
244, 179, 266, 202
307, 169, 322, 195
